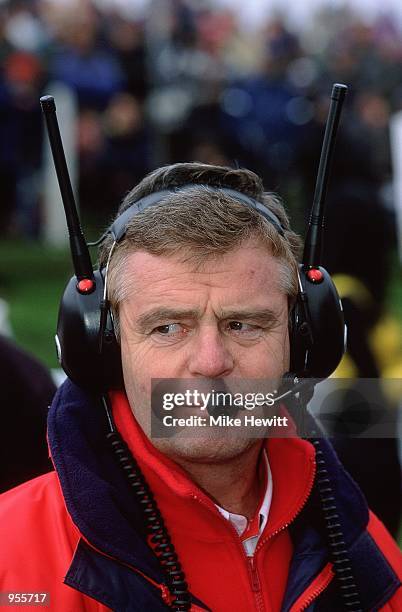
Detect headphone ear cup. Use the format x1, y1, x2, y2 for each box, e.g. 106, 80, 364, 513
56, 270, 123, 392
289, 265, 346, 378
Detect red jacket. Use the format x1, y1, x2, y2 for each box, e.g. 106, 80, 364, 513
0, 380, 401, 611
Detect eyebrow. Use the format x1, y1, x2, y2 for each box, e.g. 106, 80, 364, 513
136, 307, 279, 331
219, 309, 279, 326
137, 308, 200, 331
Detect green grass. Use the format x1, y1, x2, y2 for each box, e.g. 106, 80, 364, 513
0, 240, 73, 368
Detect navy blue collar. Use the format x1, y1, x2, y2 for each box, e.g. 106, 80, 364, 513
48, 379, 164, 583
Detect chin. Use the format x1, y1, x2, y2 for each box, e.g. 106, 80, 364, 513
152, 435, 257, 464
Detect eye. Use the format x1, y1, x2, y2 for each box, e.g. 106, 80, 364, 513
151, 323, 190, 344
225, 321, 262, 339
153, 323, 184, 336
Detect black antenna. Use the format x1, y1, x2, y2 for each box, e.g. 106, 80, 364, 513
303, 83, 348, 268
40, 95, 94, 281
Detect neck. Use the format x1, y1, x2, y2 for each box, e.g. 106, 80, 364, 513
172, 441, 264, 518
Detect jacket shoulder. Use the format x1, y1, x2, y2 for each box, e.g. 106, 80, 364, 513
368, 511, 402, 578
368, 511, 402, 610
0, 472, 80, 590
0, 471, 73, 529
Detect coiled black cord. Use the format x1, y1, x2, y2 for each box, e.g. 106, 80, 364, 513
295, 384, 363, 611
310, 432, 363, 611
102, 398, 191, 611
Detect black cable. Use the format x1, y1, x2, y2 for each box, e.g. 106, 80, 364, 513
306, 404, 363, 612
102, 396, 192, 611
288, 386, 363, 611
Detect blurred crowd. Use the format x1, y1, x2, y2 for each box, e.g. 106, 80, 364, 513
0, 0, 401, 238
0, 0, 401, 361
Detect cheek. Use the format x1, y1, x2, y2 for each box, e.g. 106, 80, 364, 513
120, 336, 179, 414
120, 337, 149, 400
122, 341, 179, 383
120, 339, 154, 434
238, 327, 290, 378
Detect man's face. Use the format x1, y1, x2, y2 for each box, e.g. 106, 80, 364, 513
119, 239, 290, 461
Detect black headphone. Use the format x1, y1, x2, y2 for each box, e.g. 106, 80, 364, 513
41, 84, 347, 394
55, 186, 345, 392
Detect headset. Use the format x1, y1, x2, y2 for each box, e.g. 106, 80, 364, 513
41, 83, 347, 395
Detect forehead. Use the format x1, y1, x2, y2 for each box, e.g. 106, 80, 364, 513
116, 240, 286, 308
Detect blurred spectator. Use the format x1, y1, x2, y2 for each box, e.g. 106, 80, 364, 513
4, 50, 45, 237
0, 334, 56, 493
78, 92, 151, 220
0, 0, 400, 237
106, 15, 148, 101
48, 5, 125, 110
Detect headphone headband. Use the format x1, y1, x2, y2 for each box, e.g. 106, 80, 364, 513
110, 185, 285, 242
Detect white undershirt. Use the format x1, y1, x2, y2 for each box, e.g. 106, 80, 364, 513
215, 451, 273, 556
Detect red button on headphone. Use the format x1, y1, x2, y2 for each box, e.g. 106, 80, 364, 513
76, 278, 95, 294
306, 268, 324, 283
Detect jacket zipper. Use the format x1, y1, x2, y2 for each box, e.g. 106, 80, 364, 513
248, 556, 265, 611
250, 456, 336, 612
253, 455, 316, 558
191, 493, 266, 611
248, 557, 261, 592
192, 453, 317, 612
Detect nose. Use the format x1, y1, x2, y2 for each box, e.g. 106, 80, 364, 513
188, 325, 234, 378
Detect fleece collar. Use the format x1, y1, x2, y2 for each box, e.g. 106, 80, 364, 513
47, 379, 165, 583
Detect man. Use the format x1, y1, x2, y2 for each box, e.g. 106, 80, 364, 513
1, 163, 401, 611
